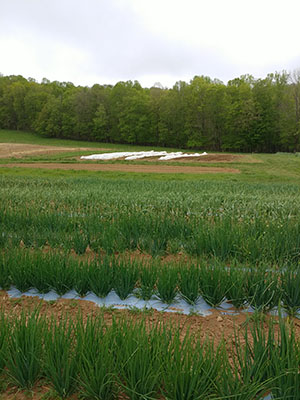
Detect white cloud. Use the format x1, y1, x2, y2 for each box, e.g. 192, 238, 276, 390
1, 0, 300, 87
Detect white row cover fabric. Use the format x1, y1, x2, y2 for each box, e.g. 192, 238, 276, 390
81, 151, 208, 161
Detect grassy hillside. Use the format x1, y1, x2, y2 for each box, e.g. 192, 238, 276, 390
0, 129, 185, 152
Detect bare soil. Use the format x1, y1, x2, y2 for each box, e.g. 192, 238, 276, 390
169, 153, 261, 163
0, 143, 111, 159
130, 153, 260, 163
2, 290, 296, 348
0, 162, 240, 174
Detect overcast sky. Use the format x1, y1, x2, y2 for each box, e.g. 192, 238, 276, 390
1, 0, 300, 88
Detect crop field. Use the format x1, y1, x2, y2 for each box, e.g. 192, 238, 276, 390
1, 176, 300, 262
1, 130, 300, 398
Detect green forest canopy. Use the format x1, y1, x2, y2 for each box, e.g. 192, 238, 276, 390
0, 71, 300, 153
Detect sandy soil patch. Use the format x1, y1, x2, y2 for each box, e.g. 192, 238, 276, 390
0, 143, 112, 159
0, 162, 240, 174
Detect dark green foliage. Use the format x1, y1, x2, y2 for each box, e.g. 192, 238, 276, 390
44, 317, 79, 398
74, 260, 91, 297
89, 257, 114, 298
6, 311, 44, 389
162, 332, 223, 400
46, 254, 75, 296
77, 315, 116, 400
0, 308, 299, 398
0, 313, 9, 374
114, 320, 163, 400
226, 265, 248, 309
1, 176, 300, 264
179, 263, 200, 305
0, 254, 11, 290
246, 267, 281, 312
8, 251, 33, 292
234, 321, 275, 386
71, 231, 90, 255
199, 261, 229, 307
113, 259, 138, 300
1, 70, 299, 152
270, 316, 300, 399
216, 359, 268, 400
281, 267, 300, 316
139, 263, 157, 300
30, 252, 53, 293
156, 266, 178, 304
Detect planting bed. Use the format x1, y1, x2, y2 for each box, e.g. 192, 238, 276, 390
1, 250, 299, 316
0, 294, 299, 399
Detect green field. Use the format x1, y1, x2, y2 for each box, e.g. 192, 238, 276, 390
1, 129, 300, 183
1, 130, 300, 398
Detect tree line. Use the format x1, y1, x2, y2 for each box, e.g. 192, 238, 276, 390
0, 71, 300, 152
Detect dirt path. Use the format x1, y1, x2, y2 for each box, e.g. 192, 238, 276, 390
0, 162, 240, 174
0, 143, 111, 158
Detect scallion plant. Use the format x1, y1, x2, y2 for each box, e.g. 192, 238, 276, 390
179, 263, 201, 305
198, 261, 228, 307
6, 311, 44, 389
44, 315, 79, 398
89, 257, 114, 298
113, 259, 138, 300
247, 268, 280, 312
156, 266, 178, 304
226, 265, 248, 309
73, 260, 91, 297
0, 254, 11, 290
139, 262, 157, 300
162, 331, 222, 400
77, 314, 117, 400
115, 320, 163, 400
281, 267, 300, 316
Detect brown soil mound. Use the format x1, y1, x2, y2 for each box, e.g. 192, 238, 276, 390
168, 153, 259, 163
0, 162, 240, 174
92, 153, 260, 163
